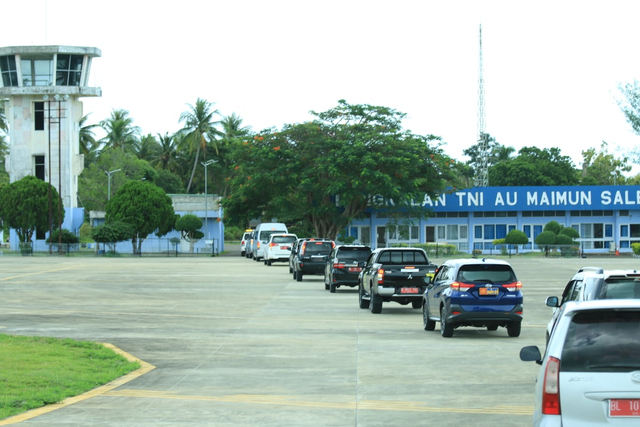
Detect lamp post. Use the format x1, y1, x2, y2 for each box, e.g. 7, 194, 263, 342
106, 168, 121, 201
202, 160, 217, 250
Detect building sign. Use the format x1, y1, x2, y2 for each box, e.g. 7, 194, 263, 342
423, 186, 640, 212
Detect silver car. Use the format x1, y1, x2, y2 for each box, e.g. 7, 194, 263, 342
521, 299, 640, 426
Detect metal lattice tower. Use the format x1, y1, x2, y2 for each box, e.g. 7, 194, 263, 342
474, 24, 489, 187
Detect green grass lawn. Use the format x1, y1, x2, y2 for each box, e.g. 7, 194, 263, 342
0, 334, 140, 420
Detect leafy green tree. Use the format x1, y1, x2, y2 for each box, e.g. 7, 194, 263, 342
78, 147, 158, 212
105, 181, 176, 254
543, 220, 563, 235
155, 169, 184, 194
79, 113, 100, 166
136, 133, 161, 162
223, 100, 459, 239
618, 80, 640, 136
46, 229, 80, 244
179, 98, 222, 193
560, 227, 580, 240
99, 109, 140, 153
0, 176, 64, 242
580, 141, 632, 185
489, 147, 578, 186
175, 214, 204, 253
535, 231, 557, 257
505, 229, 528, 253
91, 221, 134, 253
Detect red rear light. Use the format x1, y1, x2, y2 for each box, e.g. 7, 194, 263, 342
301, 241, 307, 255
377, 268, 385, 284
333, 263, 346, 269
542, 356, 561, 415
269, 242, 277, 247
257, 242, 260, 249
451, 282, 474, 292
502, 282, 522, 292
241, 240, 245, 245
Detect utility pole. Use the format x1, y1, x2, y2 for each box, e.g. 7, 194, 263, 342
475, 24, 489, 188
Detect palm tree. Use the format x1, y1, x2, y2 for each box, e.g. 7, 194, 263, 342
79, 114, 100, 166
136, 133, 161, 162
179, 98, 222, 193
220, 113, 251, 141
151, 132, 182, 174
99, 109, 140, 153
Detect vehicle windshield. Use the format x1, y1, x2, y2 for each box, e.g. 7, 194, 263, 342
260, 230, 284, 241
561, 309, 640, 372
457, 265, 516, 284
597, 279, 640, 299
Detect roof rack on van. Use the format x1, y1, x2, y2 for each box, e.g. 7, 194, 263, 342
578, 267, 604, 274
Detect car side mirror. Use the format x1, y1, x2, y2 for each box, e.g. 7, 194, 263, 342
519, 346, 542, 365
545, 296, 559, 308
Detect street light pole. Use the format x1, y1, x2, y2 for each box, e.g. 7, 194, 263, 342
201, 160, 217, 251
106, 168, 121, 201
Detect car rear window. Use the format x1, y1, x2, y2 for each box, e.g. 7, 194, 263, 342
337, 247, 371, 262
272, 236, 297, 244
560, 309, 640, 372
598, 279, 640, 299
303, 241, 333, 254
377, 251, 428, 265
457, 265, 516, 283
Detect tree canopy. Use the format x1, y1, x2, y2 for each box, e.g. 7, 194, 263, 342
105, 181, 176, 253
0, 176, 64, 242
489, 147, 578, 186
223, 100, 459, 238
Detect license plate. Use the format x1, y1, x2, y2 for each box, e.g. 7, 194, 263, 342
479, 288, 499, 296
401, 287, 419, 294
348, 267, 362, 272
282, 246, 290, 250
610, 399, 640, 417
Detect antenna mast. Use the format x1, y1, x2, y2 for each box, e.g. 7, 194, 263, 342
475, 24, 489, 187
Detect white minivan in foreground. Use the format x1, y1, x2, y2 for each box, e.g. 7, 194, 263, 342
263, 233, 298, 266
520, 299, 640, 427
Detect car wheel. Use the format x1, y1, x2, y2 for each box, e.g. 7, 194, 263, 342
241, 251, 245, 257
507, 322, 521, 337
267, 260, 272, 266
440, 307, 454, 337
487, 325, 498, 331
411, 299, 421, 309
370, 293, 382, 314
358, 284, 370, 309
423, 303, 436, 331
293, 270, 297, 280
330, 283, 336, 293
263, 259, 267, 265
296, 272, 303, 282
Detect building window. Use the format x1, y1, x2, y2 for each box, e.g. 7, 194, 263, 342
34, 155, 45, 180
21, 57, 53, 86
34, 102, 45, 131
0, 55, 18, 86
56, 54, 83, 86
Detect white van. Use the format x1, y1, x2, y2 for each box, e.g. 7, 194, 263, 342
251, 223, 288, 261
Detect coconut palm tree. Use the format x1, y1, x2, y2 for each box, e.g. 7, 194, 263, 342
179, 98, 222, 193
136, 133, 161, 162
99, 109, 140, 153
79, 113, 100, 166
151, 132, 182, 174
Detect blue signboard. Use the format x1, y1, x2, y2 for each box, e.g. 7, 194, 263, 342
422, 186, 640, 212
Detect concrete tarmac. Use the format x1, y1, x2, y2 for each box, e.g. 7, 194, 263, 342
1, 254, 638, 426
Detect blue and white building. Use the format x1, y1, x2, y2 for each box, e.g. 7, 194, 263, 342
346, 186, 640, 254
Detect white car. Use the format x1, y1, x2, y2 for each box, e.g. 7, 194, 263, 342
240, 229, 253, 257
520, 299, 640, 426
263, 233, 298, 266
544, 267, 640, 343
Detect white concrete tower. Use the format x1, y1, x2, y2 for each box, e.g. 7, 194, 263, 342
0, 45, 101, 211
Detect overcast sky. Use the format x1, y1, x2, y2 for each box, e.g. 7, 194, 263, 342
3, 0, 640, 173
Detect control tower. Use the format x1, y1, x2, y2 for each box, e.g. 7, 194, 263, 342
0, 45, 101, 239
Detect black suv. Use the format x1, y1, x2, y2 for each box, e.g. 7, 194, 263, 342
324, 245, 372, 293
291, 238, 334, 282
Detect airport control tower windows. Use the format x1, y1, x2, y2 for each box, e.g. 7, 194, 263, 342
21, 57, 53, 86
0, 55, 18, 87
34, 102, 45, 131
56, 54, 83, 86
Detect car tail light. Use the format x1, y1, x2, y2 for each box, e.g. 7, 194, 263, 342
451, 282, 474, 292
241, 240, 245, 245
301, 241, 307, 255
269, 242, 278, 247
333, 262, 345, 269
542, 356, 561, 415
377, 268, 385, 284
502, 282, 522, 292
257, 241, 260, 249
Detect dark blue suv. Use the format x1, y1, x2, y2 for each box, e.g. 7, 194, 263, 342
422, 258, 523, 338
